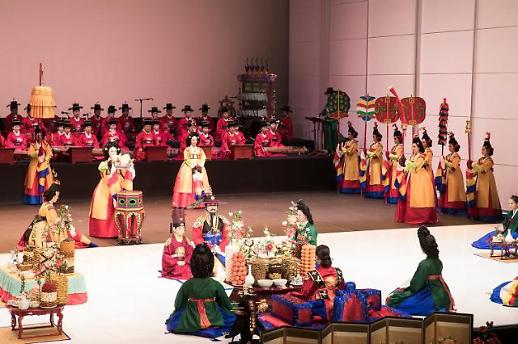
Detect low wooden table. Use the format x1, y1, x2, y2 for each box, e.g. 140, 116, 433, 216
489, 240, 518, 260
7, 305, 64, 339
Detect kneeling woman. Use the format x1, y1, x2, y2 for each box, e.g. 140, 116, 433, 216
166, 243, 235, 338
472, 195, 518, 249
386, 226, 455, 316
293, 245, 344, 321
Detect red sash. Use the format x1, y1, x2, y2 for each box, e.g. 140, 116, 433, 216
188, 297, 215, 329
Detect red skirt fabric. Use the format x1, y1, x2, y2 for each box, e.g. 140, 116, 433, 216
395, 179, 438, 225
89, 200, 117, 238
438, 182, 467, 214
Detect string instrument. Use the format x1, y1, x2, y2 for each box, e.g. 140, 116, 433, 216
265, 146, 308, 154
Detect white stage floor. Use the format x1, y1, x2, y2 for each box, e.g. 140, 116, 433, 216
1, 224, 517, 343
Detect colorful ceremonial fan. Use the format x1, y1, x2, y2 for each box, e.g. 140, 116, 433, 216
400, 96, 426, 127
326, 90, 350, 119
357, 95, 376, 121
374, 96, 399, 124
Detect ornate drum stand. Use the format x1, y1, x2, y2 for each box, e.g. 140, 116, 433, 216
114, 190, 145, 245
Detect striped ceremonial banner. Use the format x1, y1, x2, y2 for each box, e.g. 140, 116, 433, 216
357, 95, 376, 121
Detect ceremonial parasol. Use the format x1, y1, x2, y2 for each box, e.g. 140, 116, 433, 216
326, 89, 350, 143
30, 63, 56, 119
374, 95, 399, 153
357, 94, 376, 153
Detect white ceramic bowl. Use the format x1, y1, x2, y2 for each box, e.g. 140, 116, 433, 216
257, 279, 273, 289
273, 279, 287, 288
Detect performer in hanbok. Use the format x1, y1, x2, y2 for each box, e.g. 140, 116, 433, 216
19, 183, 97, 249
395, 136, 438, 224
192, 197, 229, 265
469, 133, 502, 222
198, 121, 215, 147
6, 119, 27, 150
101, 118, 127, 149
23, 128, 53, 205
472, 195, 518, 249
421, 128, 434, 181
172, 133, 211, 208
60, 121, 77, 146
386, 125, 404, 204
199, 104, 215, 134
386, 226, 455, 316
278, 105, 294, 140
4, 100, 23, 132
161, 220, 193, 280
177, 105, 194, 138
364, 123, 384, 199
292, 245, 344, 321
165, 243, 236, 338
160, 103, 177, 134
215, 107, 232, 140
77, 120, 100, 148
291, 200, 317, 246
336, 122, 360, 194
490, 276, 518, 307
68, 103, 84, 135
438, 133, 466, 215
117, 103, 136, 134
89, 142, 135, 238
90, 104, 104, 139
220, 121, 245, 158
134, 118, 156, 161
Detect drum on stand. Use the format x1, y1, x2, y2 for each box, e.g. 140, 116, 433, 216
114, 190, 145, 245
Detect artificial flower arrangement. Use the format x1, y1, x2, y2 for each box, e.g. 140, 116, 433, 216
228, 210, 246, 242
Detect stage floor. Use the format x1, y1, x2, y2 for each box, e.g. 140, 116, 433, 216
0, 225, 516, 343
0, 191, 480, 253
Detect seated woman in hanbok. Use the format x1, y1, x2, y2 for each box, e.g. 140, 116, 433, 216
292, 245, 344, 321
18, 183, 96, 250
490, 276, 518, 307
472, 195, 518, 250
386, 226, 455, 316
171, 133, 211, 209
161, 220, 193, 280
290, 200, 317, 246
165, 244, 236, 338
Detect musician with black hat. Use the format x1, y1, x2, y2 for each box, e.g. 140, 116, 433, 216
60, 119, 77, 147
101, 105, 121, 135
198, 120, 215, 147
148, 106, 161, 120
254, 120, 272, 158
101, 117, 127, 149
4, 100, 23, 132
177, 105, 194, 139
68, 103, 84, 135
134, 118, 157, 161
278, 105, 294, 140
215, 106, 232, 140
117, 103, 136, 133
22, 104, 46, 139
198, 103, 215, 134
50, 118, 65, 146
77, 120, 100, 148
5, 119, 27, 150
160, 103, 177, 134
179, 119, 199, 154
90, 103, 104, 138
219, 120, 245, 159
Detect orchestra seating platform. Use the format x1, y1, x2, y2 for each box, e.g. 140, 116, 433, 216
0, 156, 335, 204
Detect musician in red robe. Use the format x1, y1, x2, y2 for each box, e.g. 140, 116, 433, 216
219, 121, 245, 159
179, 119, 198, 153
50, 119, 65, 147
254, 121, 271, 157
198, 104, 215, 134
134, 118, 156, 160
101, 106, 121, 135
6, 120, 27, 150
60, 121, 77, 147
4, 100, 23, 133
22, 105, 43, 139
215, 107, 232, 140
148, 106, 161, 121
90, 104, 104, 138
177, 105, 194, 138
68, 103, 85, 135
0, 133, 5, 147
198, 121, 215, 147
101, 119, 127, 149
268, 119, 285, 147
151, 120, 168, 146
160, 103, 177, 134
161, 221, 194, 280
278, 105, 294, 140
117, 103, 136, 134
77, 120, 100, 148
